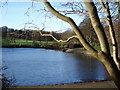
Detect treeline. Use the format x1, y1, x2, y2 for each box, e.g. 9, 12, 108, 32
78, 17, 120, 46
1, 26, 79, 43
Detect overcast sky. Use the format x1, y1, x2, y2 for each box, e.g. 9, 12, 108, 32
0, 1, 84, 32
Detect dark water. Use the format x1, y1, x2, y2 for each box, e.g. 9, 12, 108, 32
2, 48, 110, 86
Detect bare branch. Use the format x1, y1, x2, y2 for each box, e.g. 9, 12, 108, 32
22, 22, 79, 43
59, 10, 88, 14
39, 31, 78, 42
24, 2, 34, 17
99, 0, 107, 10
0, 0, 8, 8
100, 18, 109, 22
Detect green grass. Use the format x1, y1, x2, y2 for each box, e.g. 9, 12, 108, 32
1, 39, 101, 50
2, 39, 71, 49
3, 39, 114, 50
3, 38, 118, 53
12, 39, 33, 46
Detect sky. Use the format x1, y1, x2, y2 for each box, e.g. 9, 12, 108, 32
0, 1, 85, 32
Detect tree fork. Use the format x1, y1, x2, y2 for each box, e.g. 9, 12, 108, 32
99, 0, 120, 70
84, 2, 110, 55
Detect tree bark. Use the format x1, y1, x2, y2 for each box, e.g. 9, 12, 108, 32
98, 52, 120, 89
84, 2, 110, 56
99, 0, 120, 70
83, 1, 120, 88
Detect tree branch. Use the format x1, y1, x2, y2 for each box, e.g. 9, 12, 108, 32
59, 10, 88, 14
23, 22, 79, 42
100, 18, 109, 22
39, 31, 78, 42
32, 0, 98, 57
99, 0, 107, 10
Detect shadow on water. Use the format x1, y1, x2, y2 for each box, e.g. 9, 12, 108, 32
66, 53, 111, 82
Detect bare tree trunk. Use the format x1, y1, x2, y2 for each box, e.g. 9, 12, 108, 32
98, 52, 120, 89
83, 1, 120, 88
84, 2, 110, 55
99, 0, 120, 70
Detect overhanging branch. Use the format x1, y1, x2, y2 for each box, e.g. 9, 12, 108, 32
32, 0, 98, 57
39, 31, 78, 42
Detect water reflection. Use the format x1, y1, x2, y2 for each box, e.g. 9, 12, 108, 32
68, 53, 110, 81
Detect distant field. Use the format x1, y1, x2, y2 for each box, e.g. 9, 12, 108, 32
2, 39, 81, 49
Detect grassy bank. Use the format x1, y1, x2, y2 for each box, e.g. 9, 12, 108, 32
2, 39, 82, 50
2, 39, 119, 53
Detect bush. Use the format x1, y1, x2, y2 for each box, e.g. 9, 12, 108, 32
32, 42, 40, 47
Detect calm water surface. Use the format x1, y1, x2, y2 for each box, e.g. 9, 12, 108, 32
2, 48, 110, 86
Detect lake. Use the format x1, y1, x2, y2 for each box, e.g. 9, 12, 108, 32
2, 48, 110, 86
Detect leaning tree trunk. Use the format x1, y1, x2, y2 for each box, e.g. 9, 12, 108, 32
98, 51, 120, 88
